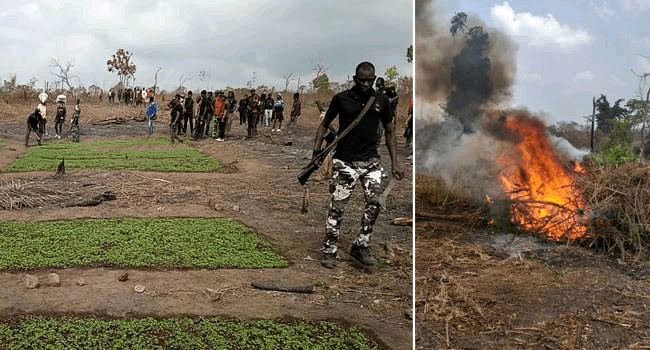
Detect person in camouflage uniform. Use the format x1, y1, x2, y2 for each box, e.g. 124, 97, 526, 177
70, 99, 81, 142
312, 62, 404, 269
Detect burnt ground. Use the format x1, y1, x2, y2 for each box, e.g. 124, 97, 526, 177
415, 200, 650, 350
0, 100, 414, 350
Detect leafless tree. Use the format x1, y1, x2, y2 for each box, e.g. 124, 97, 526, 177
632, 60, 650, 157
153, 67, 163, 94
28, 77, 38, 89
177, 74, 186, 92
282, 72, 294, 92
49, 57, 79, 99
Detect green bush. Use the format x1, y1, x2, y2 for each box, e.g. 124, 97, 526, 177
592, 120, 637, 166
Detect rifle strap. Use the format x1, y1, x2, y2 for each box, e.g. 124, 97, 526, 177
335, 95, 376, 142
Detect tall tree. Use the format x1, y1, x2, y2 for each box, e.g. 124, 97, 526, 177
406, 45, 413, 63
282, 72, 294, 92
106, 49, 136, 86
595, 94, 628, 134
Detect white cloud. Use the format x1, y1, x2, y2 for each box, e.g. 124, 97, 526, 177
85, 0, 127, 25
574, 70, 595, 81
19, 3, 43, 21
609, 73, 626, 87
619, 0, 650, 14
590, 1, 616, 22
490, 2, 592, 51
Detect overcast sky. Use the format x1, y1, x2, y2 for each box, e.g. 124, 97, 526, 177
1, 0, 413, 93
432, 0, 650, 125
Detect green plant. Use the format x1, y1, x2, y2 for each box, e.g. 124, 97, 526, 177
0, 316, 380, 349
8, 138, 222, 172
0, 218, 286, 269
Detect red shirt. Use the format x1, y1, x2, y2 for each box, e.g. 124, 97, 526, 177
214, 96, 225, 116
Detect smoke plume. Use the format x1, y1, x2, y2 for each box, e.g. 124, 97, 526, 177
415, 0, 588, 200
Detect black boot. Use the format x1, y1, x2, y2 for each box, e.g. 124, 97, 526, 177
350, 245, 376, 266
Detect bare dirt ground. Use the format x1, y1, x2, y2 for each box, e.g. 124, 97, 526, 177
0, 98, 413, 350
415, 198, 650, 350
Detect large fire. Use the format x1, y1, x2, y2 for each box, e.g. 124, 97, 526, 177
497, 114, 588, 240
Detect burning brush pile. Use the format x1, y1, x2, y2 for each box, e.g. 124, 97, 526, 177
415, 2, 650, 259
494, 111, 588, 241
494, 113, 650, 259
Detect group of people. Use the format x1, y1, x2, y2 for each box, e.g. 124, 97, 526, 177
109, 87, 152, 106
144, 89, 302, 142
236, 90, 302, 138
25, 62, 407, 274
26, 92, 81, 146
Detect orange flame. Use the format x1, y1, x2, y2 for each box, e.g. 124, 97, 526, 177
497, 114, 588, 240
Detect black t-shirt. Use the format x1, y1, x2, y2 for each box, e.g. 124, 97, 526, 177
27, 112, 42, 130
323, 86, 393, 162
184, 97, 194, 115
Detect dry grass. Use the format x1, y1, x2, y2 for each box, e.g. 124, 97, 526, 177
415, 173, 476, 208
0, 177, 69, 209
578, 161, 650, 260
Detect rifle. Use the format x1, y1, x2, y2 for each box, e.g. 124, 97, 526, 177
298, 96, 375, 185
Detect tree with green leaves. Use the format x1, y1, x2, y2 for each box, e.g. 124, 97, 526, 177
595, 94, 628, 134
407, 45, 413, 63
385, 66, 399, 87
312, 73, 330, 90
106, 49, 136, 87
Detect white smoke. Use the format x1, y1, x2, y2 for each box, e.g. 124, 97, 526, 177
549, 135, 591, 162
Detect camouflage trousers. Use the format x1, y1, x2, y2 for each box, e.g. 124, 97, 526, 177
323, 158, 383, 255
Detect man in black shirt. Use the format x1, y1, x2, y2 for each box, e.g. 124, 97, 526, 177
183, 91, 194, 136
194, 90, 209, 139
247, 90, 262, 138
312, 61, 404, 269
168, 94, 184, 143
26, 109, 44, 146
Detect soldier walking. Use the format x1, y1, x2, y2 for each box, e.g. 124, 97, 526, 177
312, 61, 404, 269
